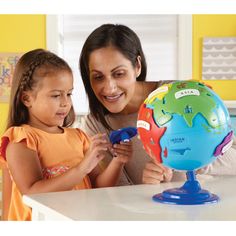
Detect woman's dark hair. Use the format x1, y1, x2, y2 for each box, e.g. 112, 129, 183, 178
79, 24, 147, 130
6, 48, 75, 130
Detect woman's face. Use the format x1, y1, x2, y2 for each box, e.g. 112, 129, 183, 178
89, 46, 141, 114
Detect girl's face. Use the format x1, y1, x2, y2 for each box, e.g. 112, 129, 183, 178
22, 70, 73, 132
89, 46, 141, 114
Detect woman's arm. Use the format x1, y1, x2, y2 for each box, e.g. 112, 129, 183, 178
142, 159, 173, 184
198, 135, 236, 175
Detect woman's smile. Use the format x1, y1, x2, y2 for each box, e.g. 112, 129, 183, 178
103, 92, 124, 102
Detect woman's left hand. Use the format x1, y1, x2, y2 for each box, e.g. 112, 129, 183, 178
142, 160, 173, 184
109, 141, 133, 164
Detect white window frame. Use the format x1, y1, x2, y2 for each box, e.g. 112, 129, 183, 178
46, 14, 192, 81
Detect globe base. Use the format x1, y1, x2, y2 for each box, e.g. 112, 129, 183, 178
152, 171, 219, 205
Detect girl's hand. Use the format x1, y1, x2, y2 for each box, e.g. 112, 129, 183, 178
80, 133, 111, 174
109, 141, 133, 164
142, 160, 173, 184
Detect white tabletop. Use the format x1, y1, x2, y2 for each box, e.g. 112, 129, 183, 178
23, 175, 236, 220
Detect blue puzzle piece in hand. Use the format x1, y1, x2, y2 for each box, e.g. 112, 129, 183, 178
109, 127, 137, 144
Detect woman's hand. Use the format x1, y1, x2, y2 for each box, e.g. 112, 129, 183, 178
109, 141, 133, 164
81, 133, 111, 174
142, 160, 173, 184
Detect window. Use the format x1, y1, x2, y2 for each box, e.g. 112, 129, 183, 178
47, 15, 192, 114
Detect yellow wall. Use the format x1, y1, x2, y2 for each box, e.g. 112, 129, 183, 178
0, 15, 46, 136
192, 14, 236, 100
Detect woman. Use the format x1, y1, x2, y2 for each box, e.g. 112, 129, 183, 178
79, 23, 236, 185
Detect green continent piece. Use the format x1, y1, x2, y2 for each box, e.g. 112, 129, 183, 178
150, 81, 219, 128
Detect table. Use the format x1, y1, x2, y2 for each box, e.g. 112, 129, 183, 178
23, 175, 236, 220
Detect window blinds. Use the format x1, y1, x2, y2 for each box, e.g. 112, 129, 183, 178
60, 15, 180, 114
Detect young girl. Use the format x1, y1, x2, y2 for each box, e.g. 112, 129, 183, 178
0, 49, 132, 221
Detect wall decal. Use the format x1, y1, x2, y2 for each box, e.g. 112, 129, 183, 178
202, 37, 236, 80
0, 53, 21, 103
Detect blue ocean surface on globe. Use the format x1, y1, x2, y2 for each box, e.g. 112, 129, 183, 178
160, 93, 232, 170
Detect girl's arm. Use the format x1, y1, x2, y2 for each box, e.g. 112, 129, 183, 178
89, 141, 133, 187
1, 168, 12, 220
6, 138, 109, 195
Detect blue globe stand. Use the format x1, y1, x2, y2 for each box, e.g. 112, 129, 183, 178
152, 170, 219, 205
